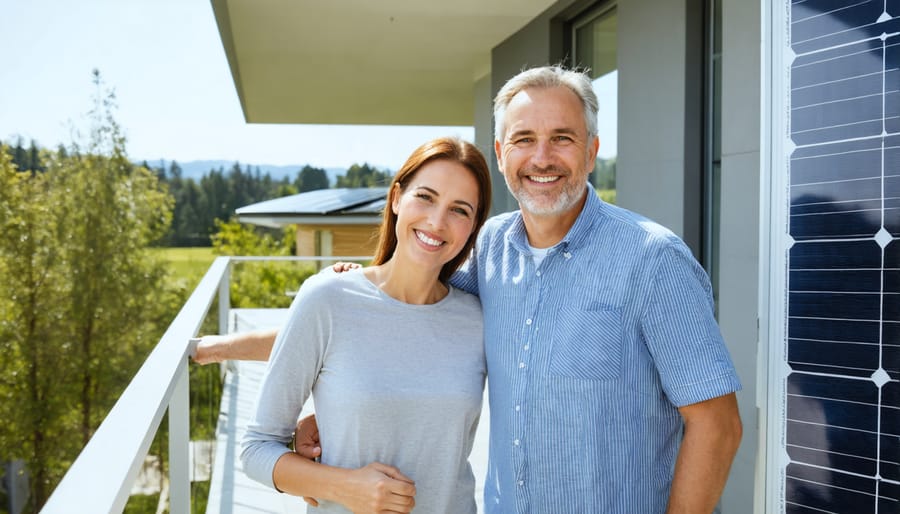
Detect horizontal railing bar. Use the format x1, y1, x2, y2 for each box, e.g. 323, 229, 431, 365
41, 257, 231, 513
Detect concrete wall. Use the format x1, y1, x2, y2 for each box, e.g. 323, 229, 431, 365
718, 0, 761, 511
616, 0, 703, 252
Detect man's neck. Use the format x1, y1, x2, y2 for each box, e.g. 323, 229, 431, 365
520, 191, 587, 249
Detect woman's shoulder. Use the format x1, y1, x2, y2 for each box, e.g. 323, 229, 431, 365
295, 267, 364, 300
447, 286, 482, 314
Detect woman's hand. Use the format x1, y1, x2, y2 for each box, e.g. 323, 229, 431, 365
340, 462, 416, 514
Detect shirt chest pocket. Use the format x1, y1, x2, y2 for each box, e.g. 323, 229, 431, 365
548, 307, 623, 381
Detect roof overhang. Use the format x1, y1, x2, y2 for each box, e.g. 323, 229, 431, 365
211, 0, 557, 126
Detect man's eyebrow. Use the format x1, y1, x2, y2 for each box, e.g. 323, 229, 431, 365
415, 185, 475, 212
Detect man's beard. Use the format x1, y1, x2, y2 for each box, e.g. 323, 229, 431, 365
506, 166, 587, 216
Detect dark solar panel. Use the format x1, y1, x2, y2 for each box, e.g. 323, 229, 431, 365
235, 187, 389, 216
785, 1, 900, 512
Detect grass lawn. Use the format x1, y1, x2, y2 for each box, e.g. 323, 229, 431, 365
151, 247, 216, 287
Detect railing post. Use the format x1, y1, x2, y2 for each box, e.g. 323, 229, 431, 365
218, 259, 231, 335
168, 359, 191, 513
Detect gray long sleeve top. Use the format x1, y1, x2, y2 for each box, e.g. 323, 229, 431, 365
241, 269, 485, 513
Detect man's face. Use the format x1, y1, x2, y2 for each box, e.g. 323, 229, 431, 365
495, 86, 599, 217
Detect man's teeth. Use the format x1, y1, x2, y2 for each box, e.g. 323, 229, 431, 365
530, 175, 559, 183
415, 230, 443, 247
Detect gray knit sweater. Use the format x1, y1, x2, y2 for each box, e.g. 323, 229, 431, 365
241, 269, 485, 513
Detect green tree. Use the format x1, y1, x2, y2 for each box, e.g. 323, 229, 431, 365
211, 220, 314, 308
294, 165, 329, 192
0, 70, 174, 511
336, 163, 391, 188
0, 147, 75, 510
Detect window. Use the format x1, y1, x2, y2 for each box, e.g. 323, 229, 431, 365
572, 4, 618, 204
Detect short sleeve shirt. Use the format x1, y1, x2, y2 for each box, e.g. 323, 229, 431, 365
452, 189, 741, 513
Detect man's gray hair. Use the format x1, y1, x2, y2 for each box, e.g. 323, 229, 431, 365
493, 65, 599, 141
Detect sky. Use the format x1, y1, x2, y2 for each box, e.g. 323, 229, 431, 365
0, 0, 474, 170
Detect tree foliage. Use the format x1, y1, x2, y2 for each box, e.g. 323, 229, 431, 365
211, 220, 315, 309
0, 72, 173, 511
335, 163, 391, 188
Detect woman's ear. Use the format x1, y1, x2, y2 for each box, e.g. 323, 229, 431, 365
390, 183, 401, 215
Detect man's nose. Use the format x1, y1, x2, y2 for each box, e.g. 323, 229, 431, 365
531, 139, 554, 167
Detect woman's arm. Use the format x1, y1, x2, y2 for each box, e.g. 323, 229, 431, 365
273, 453, 416, 513
191, 329, 277, 364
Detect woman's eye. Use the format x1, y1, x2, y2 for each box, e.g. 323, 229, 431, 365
415, 193, 432, 201
452, 207, 471, 217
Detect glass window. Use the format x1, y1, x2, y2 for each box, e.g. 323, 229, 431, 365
572, 4, 617, 204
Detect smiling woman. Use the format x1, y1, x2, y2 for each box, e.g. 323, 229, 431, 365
240, 137, 493, 514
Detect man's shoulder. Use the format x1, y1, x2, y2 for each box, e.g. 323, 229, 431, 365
480, 210, 520, 240
597, 202, 684, 251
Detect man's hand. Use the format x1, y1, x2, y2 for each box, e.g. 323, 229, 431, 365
332, 261, 362, 273
295, 414, 322, 506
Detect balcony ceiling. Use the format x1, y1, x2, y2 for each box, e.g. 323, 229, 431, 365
211, 0, 557, 126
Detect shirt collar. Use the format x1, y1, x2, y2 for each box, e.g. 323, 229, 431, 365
506, 185, 603, 255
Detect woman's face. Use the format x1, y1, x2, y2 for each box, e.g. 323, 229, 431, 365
391, 159, 480, 275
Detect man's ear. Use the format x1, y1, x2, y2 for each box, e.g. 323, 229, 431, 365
494, 139, 504, 172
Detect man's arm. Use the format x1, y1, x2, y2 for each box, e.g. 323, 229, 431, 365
191, 329, 278, 365
666, 393, 742, 514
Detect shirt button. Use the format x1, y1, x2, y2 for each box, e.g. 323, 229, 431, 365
519, 362, 525, 369
515, 405, 521, 411
518, 480, 525, 486
564, 252, 572, 259
525, 318, 532, 325
514, 439, 520, 446
536, 270, 541, 276
523, 345, 529, 351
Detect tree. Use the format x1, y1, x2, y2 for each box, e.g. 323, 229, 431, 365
0, 70, 174, 511
294, 165, 329, 192
211, 220, 314, 308
336, 163, 391, 188
0, 147, 75, 510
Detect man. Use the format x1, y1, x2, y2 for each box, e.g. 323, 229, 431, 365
197, 65, 742, 513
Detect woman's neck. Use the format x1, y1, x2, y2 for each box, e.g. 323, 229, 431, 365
363, 260, 448, 305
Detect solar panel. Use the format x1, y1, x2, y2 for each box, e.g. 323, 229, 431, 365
784, 1, 900, 512
235, 187, 389, 215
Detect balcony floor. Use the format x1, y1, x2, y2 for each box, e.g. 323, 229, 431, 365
204, 309, 490, 513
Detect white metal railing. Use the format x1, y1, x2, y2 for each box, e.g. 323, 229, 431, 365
41, 255, 368, 513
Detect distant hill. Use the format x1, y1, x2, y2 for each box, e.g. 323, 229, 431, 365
141, 159, 347, 186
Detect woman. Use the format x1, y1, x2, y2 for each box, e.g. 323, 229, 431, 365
240, 137, 492, 514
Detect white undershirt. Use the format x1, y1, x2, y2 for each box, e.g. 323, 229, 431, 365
529, 244, 551, 268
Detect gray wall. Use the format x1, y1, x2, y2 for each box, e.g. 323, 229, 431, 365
718, 0, 761, 511
617, 0, 703, 252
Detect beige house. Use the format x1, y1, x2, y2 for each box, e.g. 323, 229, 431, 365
236, 187, 387, 258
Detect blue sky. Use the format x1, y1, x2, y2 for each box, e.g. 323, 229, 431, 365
0, 0, 473, 170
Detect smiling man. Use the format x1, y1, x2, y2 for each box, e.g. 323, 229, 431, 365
446, 66, 743, 513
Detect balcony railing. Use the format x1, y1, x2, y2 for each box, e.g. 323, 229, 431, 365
40, 255, 367, 513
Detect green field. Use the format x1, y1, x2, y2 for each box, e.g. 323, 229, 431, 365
151, 247, 216, 287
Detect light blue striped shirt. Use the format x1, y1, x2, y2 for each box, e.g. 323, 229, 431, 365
451, 188, 741, 513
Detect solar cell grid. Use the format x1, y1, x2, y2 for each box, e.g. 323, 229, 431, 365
784, 0, 900, 511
